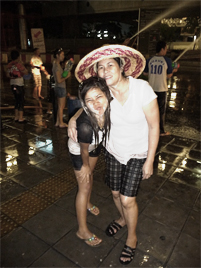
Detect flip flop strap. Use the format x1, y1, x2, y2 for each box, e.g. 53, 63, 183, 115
85, 234, 97, 242
123, 244, 136, 255
88, 205, 96, 211
111, 221, 122, 230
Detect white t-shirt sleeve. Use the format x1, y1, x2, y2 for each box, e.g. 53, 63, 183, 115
137, 79, 157, 107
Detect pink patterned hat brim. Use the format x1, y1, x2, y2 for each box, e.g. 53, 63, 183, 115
75, 45, 145, 82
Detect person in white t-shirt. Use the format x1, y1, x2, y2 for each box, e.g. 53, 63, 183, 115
30, 48, 48, 99
68, 45, 159, 265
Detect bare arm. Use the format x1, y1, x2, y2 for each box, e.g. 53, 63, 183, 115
78, 142, 91, 183
142, 98, 160, 179
67, 108, 83, 142
55, 69, 71, 84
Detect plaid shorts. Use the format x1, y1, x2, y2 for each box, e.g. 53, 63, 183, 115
104, 149, 146, 197
33, 74, 42, 87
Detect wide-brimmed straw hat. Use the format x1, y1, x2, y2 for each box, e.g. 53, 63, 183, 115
75, 44, 145, 83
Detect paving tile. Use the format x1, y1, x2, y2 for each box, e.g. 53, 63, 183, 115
187, 149, 201, 160
157, 180, 199, 208
182, 210, 200, 240
8, 131, 36, 143
179, 157, 201, 174
169, 137, 196, 148
92, 179, 113, 198
38, 142, 66, 156
121, 214, 179, 263
54, 188, 77, 215
86, 195, 123, 235
161, 144, 189, 156
142, 196, 190, 230
0, 156, 31, 177
23, 204, 77, 245
194, 193, 200, 211
193, 141, 201, 151
167, 233, 200, 267
54, 225, 116, 267
2, 143, 31, 158
1, 227, 49, 267
0, 135, 19, 149
27, 135, 53, 149
100, 240, 164, 267
1, 212, 19, 237
1, 178, 26, 203
11, 166, 53, 188
30, 248, 77, 267
153, 161, 176, 179
1, 126, 23, 137
35, 156, 71, 175
18, 148, 53, 165
155, 151, 184, 166
169, 168, 201, 189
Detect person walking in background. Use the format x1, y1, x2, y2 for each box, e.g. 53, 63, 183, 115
68, 44, 159, 265
6, 50, 29, 123
30, 48, 49, 100
52, 48, 70, 128
68, 76, 112, 247
143, 40, 177, 136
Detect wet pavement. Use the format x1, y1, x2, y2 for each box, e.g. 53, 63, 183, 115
0, 70, 200, 267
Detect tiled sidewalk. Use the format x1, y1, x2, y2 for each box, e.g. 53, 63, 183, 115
1, 115, 200, 267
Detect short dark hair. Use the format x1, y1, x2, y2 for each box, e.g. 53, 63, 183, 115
10, 50, 20, 60
156, 41, 166, 53
33, 48, 39, 52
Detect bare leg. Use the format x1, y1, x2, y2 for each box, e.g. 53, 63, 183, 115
120, 195, 138, 262
56, 97, 67, 127
14, 109, 19, 121
75, 156, 101, 246
111, 190, 126, 227
38, 86, 44, 99
33, 86, 38, 98
18, 111, 25, 122
87, 157, 99, 215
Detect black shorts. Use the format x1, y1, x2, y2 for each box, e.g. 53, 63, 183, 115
104, 149, 146, 197
69, 144, 102, 171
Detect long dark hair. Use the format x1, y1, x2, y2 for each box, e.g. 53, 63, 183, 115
78, 76, 113, 145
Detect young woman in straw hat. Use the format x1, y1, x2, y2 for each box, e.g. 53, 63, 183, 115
68, 45, 159, 265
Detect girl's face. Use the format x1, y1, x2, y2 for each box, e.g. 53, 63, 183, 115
97, 58, 122, 87
85, 87, 108, 117
57, 51, 65, 62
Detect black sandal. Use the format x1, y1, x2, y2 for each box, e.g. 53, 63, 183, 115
119, 244, 137, 265
105, 220, 123, 237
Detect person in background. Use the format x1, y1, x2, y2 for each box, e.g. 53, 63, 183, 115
143, 40, 178, 136
68, 76, 112, 247
68, 44, 159, 265
6, 50, 29, 123
52, 48, 70, 128
30, 48, 49, 99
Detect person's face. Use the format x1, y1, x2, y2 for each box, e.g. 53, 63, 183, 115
97, 58, 122, 87
35, 49, 40, 56
57, 51, 65, 62
85, 87, 108, 117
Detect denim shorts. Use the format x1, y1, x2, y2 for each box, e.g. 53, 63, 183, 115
69, 144, 102, 170
54, 86, 66, 98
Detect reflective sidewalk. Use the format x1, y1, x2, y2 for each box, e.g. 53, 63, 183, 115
0, 72, 200, 267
